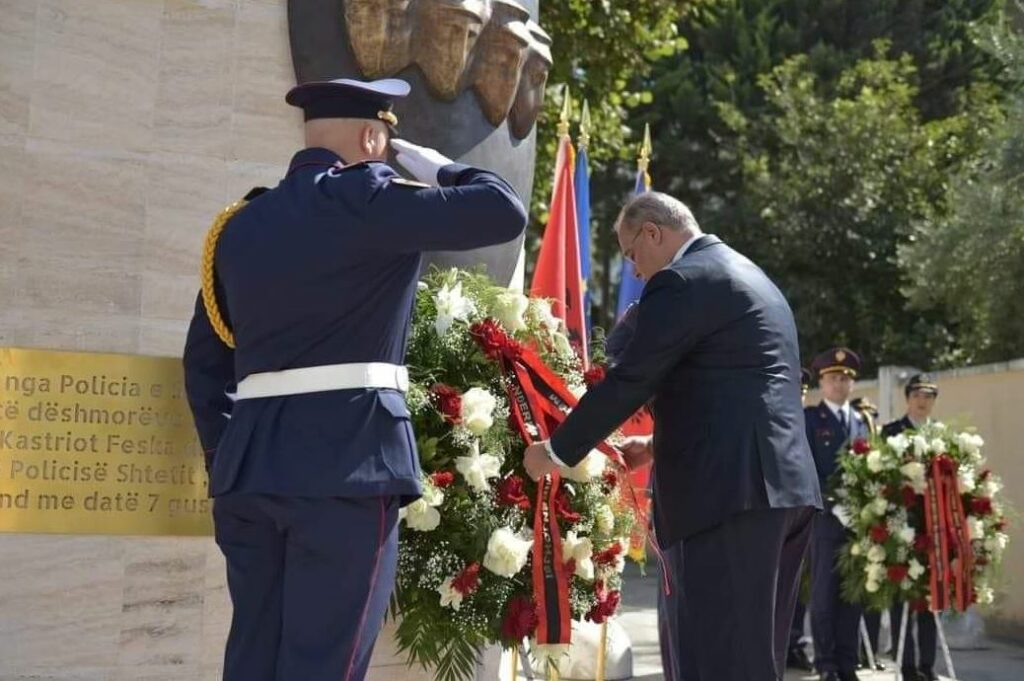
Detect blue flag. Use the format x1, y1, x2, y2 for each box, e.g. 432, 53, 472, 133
574, 146, 592, 335
615, 169, 651, 319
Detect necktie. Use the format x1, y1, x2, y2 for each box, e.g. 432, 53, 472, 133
838, 409, 848, 435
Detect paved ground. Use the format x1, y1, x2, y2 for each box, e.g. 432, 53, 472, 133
616, 563, 1024, 681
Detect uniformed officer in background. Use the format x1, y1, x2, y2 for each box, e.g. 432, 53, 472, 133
806, 347, 871, 681
183, 77, 526, 681
882, 374, 941, 681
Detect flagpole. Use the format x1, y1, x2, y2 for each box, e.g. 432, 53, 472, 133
558, 85, 572, 139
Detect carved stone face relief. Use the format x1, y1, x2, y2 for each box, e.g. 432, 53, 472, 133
334, 0, 550, 138
414, 0, 489, 100
344, 0, 415, 78
472, 0, 531, 126
509, 22, 552, 139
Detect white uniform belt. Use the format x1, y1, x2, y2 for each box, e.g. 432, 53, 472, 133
235, 362, 409, 400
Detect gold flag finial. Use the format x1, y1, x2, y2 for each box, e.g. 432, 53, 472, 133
579, 100, 592, 150
557, 85, 572, 137
638, 122, 653, 172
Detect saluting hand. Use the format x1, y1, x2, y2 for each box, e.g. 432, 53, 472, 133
390, 139, 454, 186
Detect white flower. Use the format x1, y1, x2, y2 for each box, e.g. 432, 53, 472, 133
552, 331, 574, 358
422, 483, 444, 508
562, 450, 606, 482
866, 579, 881, 593
613, 538, 629, 573
434, 281, 474, 336
417, 281, 429, 291
461, 387, 497, 436
842, 472, 858, 486
901, 579, 913, 591
930, 438, 947, 455
867, 544, 887, 564
866, 450, 885, 473
483, 527, 534, 577
888, 434, 911, 456
569, 382, 587, 399
897, 525, 916, 545
985, 532, 1009, 556
865, 562, 886, 581
980, 476, 1003, 498
455, 440, 501, 493
562, 531, 595, 580
833, 504, 853, 528
530, 298, 562, 335
492, 291, 529, 332
908, 558, 926, 580
850, 543, 862, 556
861, 505, 877, 522
956, 432, 984, 455
977, 586, 995, 605
595, 503, 616, 535
437, 577, 463, 610
958, 465, 977, 493
966, 515, 985, 540
402, 498, 441, 532
872, 497, 889, 515
900, 461, 928, 493
912, 435, 930, 457
933, 422, 948, 431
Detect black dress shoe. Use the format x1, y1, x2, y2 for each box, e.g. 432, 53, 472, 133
837, 671, 861, 681
819, 672, 840, 681
900, 668, 923, 681
787, 646, 814, 671
918, 668, 938, 681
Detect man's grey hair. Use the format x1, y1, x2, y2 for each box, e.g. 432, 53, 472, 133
616, 191, 701, 235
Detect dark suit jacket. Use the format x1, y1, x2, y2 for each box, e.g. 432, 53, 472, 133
183, 147, 526, 503
881, 415, 916, 438
550, 235, 822, 545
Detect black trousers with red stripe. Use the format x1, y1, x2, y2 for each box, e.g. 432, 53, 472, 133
214, 494, 399, 681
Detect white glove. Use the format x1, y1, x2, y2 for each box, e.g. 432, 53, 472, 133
390, 138, 454, 186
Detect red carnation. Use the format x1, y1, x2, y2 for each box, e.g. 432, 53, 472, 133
970, 497, 994, 517
501, 596, 539, 641
470, 318, 520, 360
602, 468, 619, 489
910, 598, 929, 613
593, 542, 624, 568
887, 564, 909, 583
430, 471, 455, 488
870, 524, 890, 543
496, 475, 531, 510
451, 562, 481, 595
583, 365, 607, 387
914, 534, 930, 554
430, 383, 462, 424
585, 582, 621, 624
852, 437, 871, 455
553, 485, 581, 523
901, 486, 918, 508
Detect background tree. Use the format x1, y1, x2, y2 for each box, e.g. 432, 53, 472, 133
901, 7, 1024, 365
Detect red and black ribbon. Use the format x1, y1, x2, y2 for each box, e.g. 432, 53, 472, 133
924, 456, 974, 612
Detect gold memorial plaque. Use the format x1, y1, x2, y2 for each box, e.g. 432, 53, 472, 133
0, 347, 212, 536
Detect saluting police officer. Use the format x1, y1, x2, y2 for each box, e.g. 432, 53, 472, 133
883, 374, 941, 681
183, 77, 526, 681
806, 348, 870, 681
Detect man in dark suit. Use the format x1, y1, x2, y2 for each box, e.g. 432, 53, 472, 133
183, 77, 526, 681
805, 348, 871, 681
523, 191, 822, 681
882, 374, 940, 681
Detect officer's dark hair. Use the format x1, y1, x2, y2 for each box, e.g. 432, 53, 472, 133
617, 191, 701, 236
